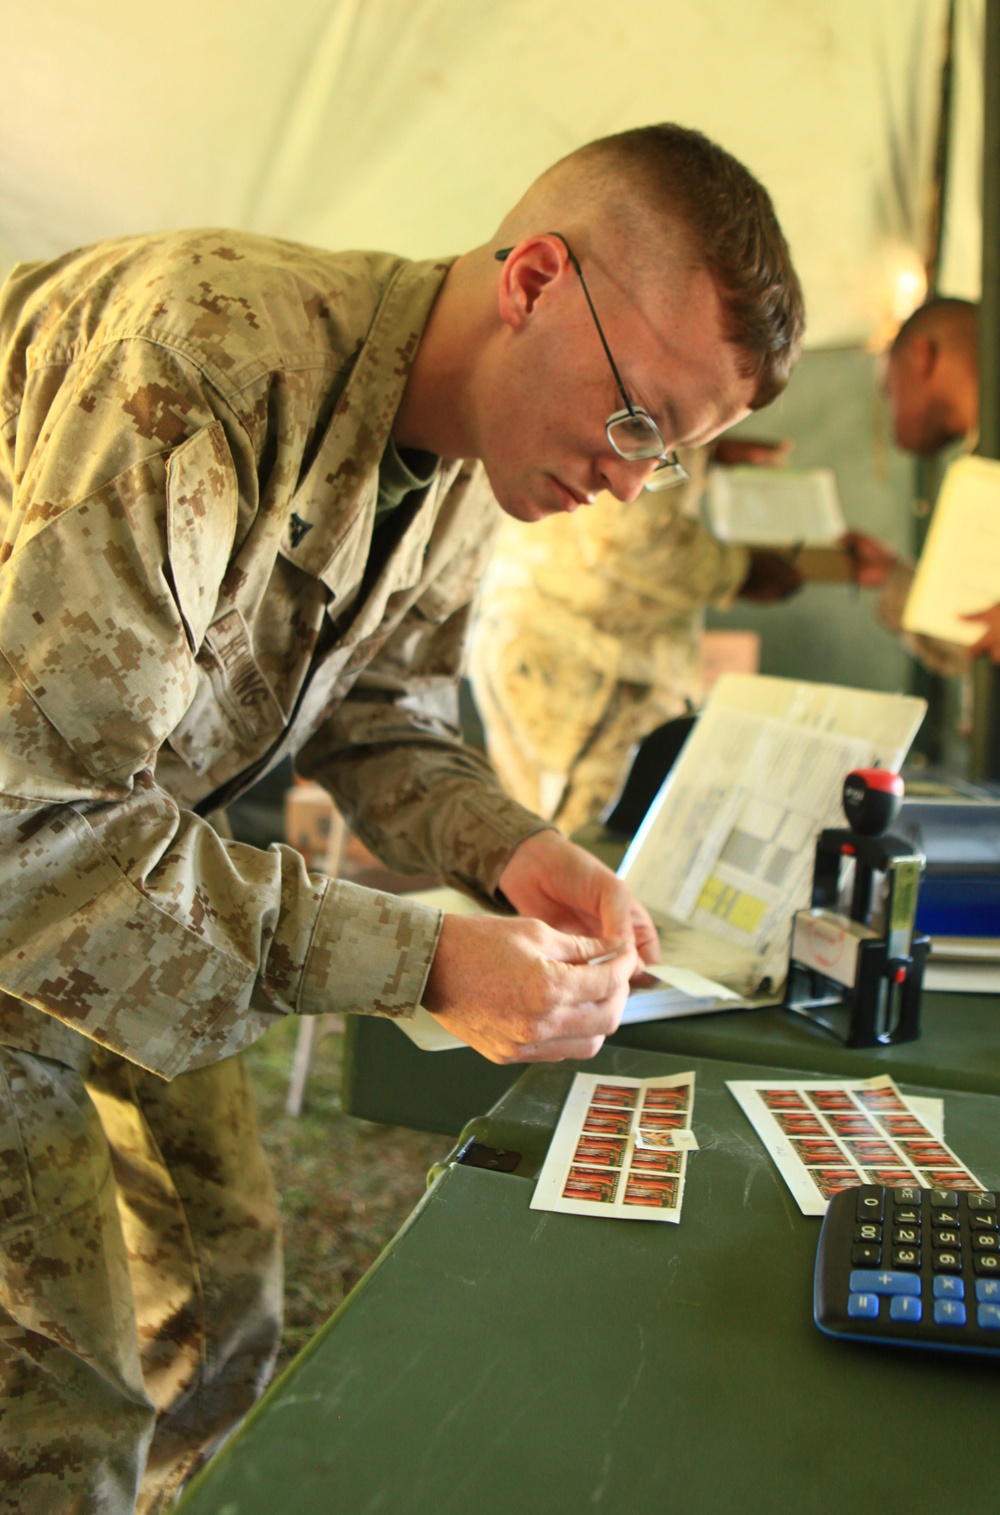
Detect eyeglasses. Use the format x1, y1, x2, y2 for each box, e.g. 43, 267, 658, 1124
494, 234, 690, 491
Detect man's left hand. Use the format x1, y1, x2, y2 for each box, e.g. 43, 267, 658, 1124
961, 602, 1000, 663
498, 829, 660, 970
839, 530, 899, 589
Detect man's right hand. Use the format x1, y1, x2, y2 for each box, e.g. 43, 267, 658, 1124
422, 913, 638, 1064
840, 530, 899, 589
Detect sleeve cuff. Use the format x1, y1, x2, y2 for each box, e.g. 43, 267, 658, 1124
295, 789, 552, 1019
297, 878, 444, 1020
444, 790, 556, 903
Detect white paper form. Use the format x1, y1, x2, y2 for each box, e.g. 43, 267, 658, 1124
903, 456, 1000, 645
705, 466, 846, 546
620, 675, 926, 996
530, 1071, 695, 1223
727, 1075, 983, 1217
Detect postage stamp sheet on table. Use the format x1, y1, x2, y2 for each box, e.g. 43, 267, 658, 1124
530, 1071, 696, 1223
727, 1074, 983, 1216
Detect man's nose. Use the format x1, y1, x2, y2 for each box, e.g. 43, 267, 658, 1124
598, 452, 659, 503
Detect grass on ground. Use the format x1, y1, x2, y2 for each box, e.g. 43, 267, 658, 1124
242, 1014, 449, 1376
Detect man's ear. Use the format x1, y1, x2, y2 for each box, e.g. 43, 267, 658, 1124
496, 236, 569, 332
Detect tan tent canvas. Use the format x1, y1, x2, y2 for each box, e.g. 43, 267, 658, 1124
0, 0, 985, 347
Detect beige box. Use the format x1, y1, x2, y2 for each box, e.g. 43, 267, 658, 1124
700, 630, 760, 693
284, 781, 344, 873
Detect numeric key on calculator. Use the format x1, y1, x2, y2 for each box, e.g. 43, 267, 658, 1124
815, 1186, 1000, 1357
855, 1187, 884, 1222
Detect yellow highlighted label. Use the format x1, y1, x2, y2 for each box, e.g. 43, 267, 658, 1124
696, 875, 767, 935
697, 876, 728, 914
729, 892, 768, 934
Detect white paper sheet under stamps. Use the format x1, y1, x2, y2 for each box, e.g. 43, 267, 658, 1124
530, 1071, 695, 1223
727, 1074, 984, 1216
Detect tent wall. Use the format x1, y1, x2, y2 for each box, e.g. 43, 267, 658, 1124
0, 2, 984, 346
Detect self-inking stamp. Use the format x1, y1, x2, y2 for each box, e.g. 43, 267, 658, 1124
783, 769, 928, 1047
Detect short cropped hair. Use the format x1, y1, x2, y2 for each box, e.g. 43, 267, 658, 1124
890, 295, 978, 361
577, 124, 805, 410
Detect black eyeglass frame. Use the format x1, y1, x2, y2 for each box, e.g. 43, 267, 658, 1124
494, 234, 690, 490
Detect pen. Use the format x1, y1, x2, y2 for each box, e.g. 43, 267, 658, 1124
844, 535, 860, 598
586, 945, 628, 966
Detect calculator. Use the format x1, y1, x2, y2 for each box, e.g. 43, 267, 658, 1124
814, 1184, 1000, 1356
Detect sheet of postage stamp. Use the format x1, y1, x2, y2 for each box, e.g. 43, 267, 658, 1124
530, 1071, 696, 1223
727, 1073, 984, 1216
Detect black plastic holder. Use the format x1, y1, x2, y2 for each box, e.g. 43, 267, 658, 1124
783, 932, 929, 1047
783, 822, 928, 1047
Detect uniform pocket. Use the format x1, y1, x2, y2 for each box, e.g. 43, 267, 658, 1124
0, 448, 200, 785
0, 1056, 33, 1225
166, 421, 238, 652
0, 1049, 108, 1230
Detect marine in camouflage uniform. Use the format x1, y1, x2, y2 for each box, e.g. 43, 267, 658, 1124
0, 231, 550, 1512
467, 453, 749, 834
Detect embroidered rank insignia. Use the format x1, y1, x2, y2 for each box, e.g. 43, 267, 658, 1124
288, 512, 313, 548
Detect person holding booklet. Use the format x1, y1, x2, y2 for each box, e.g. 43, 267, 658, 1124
0, 124, 803, 1509
847, 298, 997, 670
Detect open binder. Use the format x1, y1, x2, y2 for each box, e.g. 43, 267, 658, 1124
398, 674, 926, 1051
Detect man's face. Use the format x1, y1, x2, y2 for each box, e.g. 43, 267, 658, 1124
477, 252, 756, 523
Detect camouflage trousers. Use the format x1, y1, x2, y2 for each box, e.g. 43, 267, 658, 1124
0, 1044, 283, 1514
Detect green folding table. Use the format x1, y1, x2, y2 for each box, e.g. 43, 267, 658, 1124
343, 986, 1000, 1135
342, 819, 1000, 1136
179, 1044, 1000, 1515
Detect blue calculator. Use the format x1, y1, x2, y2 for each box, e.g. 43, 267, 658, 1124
814, 1184, 1000, 1356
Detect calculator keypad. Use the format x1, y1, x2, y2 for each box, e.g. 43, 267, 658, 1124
816, 1186, 1000, 1355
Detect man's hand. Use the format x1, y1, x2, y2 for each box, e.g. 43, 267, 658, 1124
961, 602, 1000, 663
738, 549, 802, 603
839, 531, 899, 589
712, 437, 793, 468
496, 828, 659, 959
422, 829, 659, 1064
422, 913, 638, 1063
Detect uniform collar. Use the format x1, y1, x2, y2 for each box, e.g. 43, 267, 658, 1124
280, 254, 455, 579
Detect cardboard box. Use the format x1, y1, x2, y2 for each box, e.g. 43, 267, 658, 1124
701, 630, 760, 691
284, 781, 345, 873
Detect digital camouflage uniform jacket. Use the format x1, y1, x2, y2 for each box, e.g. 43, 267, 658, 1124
0, 230, 544, 1080
467, 455, 749, 816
